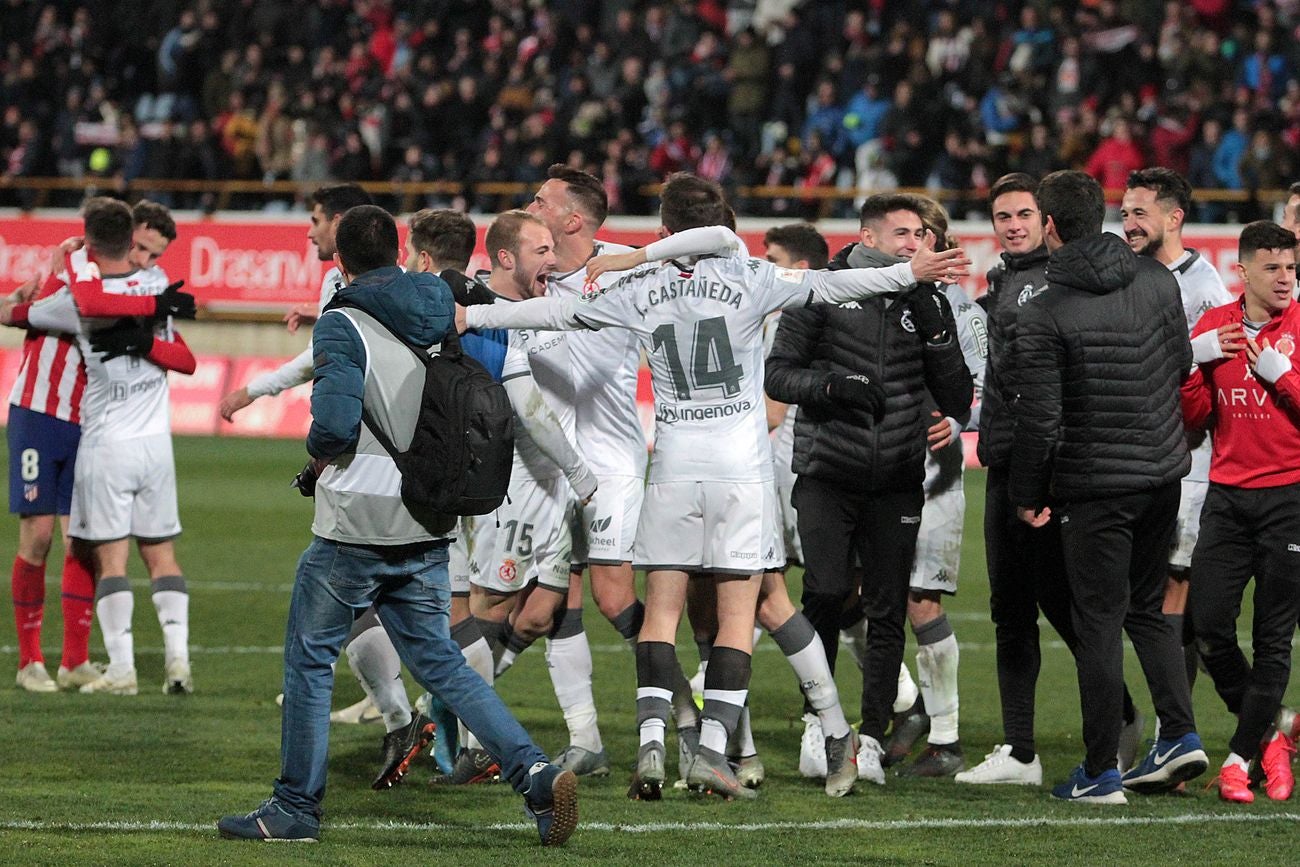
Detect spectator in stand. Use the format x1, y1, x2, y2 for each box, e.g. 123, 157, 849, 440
1213, 108, 1251, 192
1240, 31, 1289, 103
724, 28, 769, 165
648, 119, 698, 178
803, 80, 847, 163
1085, 117, 1145, 207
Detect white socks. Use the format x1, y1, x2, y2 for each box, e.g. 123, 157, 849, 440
151, 576, 189, 667
915, 616, 960, 745
459, 634, 494, 750
895, 662, 920, 713
346, 624, 411, 733
546, 621, 602, 753
95, 577, 134, 676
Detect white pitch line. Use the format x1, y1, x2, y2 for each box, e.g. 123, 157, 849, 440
2, 813, 1299, 836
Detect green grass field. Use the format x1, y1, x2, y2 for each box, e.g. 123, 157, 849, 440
1, 436, 1298, 865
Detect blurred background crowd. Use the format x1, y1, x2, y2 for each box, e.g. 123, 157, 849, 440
1, 0, 1298, 220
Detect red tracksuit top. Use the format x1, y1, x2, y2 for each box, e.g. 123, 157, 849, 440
1182, 297, 1300, 488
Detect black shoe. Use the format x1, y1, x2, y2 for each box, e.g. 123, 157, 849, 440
883, 697, 929, 768
432, 747, 502, 785
897, 742, 966, 777
372, 713, 436, 790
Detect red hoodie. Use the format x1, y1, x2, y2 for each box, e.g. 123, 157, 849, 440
1182, 297, 1300, 488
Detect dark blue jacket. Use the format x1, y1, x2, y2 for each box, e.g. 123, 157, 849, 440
308, 265, 454, 459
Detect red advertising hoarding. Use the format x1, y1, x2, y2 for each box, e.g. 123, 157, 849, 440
1, 211, 1247, 310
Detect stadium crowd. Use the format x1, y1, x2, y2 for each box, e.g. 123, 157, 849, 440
7, 0, 1300, 851
4, 1, 1300, 218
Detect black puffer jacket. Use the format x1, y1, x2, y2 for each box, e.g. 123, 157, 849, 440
1009, 232, 1191, 507
977, 244, 1050, 469
765, 244, 974, 493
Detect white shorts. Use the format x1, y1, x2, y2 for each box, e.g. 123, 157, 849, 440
450, 517, 473, 596
570, 473, 644, 567
469, 475, 573, 595
772, 409, 802, 565
910, 468, 964, 596
1169, 439, 1212, 572
635, 480, 785, 575
70, 433, 181, 542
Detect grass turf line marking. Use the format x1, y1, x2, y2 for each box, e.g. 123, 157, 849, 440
3, 813, 1300, 836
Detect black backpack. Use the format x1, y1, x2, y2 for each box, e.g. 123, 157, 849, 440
326, 299, 515, 516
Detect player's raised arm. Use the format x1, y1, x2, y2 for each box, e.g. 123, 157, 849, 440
502, 375, 597, 502
585, 225, 745, 282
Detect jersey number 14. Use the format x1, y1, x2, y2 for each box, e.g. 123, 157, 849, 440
651, 316, 744, 400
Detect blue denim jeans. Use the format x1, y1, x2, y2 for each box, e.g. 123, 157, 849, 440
272, 536, 546, 817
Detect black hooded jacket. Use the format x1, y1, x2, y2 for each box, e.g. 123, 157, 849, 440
977, 244, 1051, 469
1009, 232, 1191, 508
764, 243, 973, 493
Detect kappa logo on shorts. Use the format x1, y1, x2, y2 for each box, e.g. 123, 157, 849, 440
590, 516, 612, 534
498, 559, 519, 584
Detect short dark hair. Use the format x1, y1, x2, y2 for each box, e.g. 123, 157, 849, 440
132, 199, 176, 241
310, 183, 372, 219
83, 196, 134, 259
659, 172, 729, 234
859, 194, 921, 229
485, 209, 547, 265
546, 164, 608, 227
1288, 180, 1300, 198
763, 223, 829, 269
1037, 170, 1104, 243
1239, 220, 1298, 260
335, 205, 398, 277
408, 209, 476, 272
989, 172, 1038, 207
1127, 167, 1192, 216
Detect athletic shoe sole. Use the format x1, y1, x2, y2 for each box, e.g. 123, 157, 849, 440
540, 770, 579, 846
1122, 751, 1208, 794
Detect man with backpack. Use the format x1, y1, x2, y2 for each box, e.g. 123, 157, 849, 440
218, 205, 578, 846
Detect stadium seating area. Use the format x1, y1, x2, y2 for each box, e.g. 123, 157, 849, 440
1, 1, 1298, 218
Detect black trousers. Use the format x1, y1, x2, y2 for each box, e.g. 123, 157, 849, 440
794, 474, 923, 743
1058, 483, 1195, 777
1190, 482, 1300, 759
984, 466, 1076, 756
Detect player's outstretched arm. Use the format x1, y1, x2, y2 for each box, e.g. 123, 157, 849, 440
502, 376, 597, 502
220, 345, 316, 421
463, 296, 585, 333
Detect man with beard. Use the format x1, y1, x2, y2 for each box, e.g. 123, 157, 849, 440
1119, 169, 1233, 759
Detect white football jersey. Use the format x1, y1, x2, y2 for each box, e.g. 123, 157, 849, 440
572, 247, 823, 484
1170, 249, 1232, 336
547, 241, 647, 478
945, 283, 989, 401
318, 266, 344, 314
27, 267, 174, 445
501, 324, 577, 483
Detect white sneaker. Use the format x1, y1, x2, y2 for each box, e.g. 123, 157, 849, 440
57, 661, 105, 690
331, 695, 382, 724
799, 713, 828, 778
164, 659, 193, 694
856, 734, 885, 784
16, 661, 58, 693
954, 744, 1043, 785
79, 667, 138, 696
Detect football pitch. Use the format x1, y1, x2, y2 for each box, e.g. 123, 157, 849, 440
1, 436, 1298, 865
